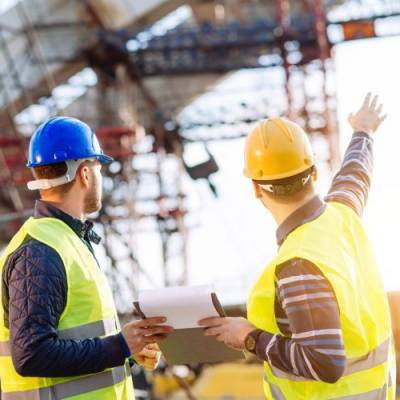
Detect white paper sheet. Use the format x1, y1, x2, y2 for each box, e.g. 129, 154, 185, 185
138, 285, 219, 329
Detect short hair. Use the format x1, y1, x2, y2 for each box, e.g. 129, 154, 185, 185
32, 162, 75, 196
255, 167, 315, 204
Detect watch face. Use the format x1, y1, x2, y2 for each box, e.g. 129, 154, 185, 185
246, 334, 256, 351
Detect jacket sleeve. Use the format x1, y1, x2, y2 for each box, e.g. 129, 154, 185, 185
254, 259, 345, 384
5, 240, 130, 377
325, 131, 373, 216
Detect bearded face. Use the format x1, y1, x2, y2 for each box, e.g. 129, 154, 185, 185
84, 163, 103, 214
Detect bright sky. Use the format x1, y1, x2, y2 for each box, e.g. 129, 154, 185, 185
335, 36, 400, 292
0, 0, 18, 13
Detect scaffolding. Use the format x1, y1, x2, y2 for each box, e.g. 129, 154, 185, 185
1, 0, 400, 316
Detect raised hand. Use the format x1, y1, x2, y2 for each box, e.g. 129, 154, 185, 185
348, 93, 386, 135
121, 317, 173, 354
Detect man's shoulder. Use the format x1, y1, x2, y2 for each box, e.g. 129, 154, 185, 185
276, 257, 323, 280
4, 236, 66, 283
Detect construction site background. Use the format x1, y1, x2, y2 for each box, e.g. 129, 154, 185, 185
1, 0, 400, 398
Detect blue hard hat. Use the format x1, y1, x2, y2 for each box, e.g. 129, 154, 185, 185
27, 117, 113, 168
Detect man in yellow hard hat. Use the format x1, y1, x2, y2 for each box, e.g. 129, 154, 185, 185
200, 94, 395, 399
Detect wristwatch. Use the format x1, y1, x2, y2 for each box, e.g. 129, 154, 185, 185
244, 329, 263, 354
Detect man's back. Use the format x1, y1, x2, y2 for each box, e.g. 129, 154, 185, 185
249, 200, 395, 399
278, 201, 391, 351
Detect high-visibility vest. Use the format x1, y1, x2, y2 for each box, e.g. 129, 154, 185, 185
248, 202, 396, 400
0, 217, 135, 400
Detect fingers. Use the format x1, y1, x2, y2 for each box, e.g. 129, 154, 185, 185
198, 317, 226, 327
361, 93, 382, 113
140, 325, 174, 336
370, 94, 378, 110
137, 347, 159, 358
144, 334, 168, 343
204, 326, 223, 337
369, 95, 386, 126
133, 317, 167, 328
361, 92, 371, 110
122, 317, 173, 355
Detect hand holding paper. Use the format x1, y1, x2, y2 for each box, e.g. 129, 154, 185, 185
121, 317, 174, 354
199, 316, 255, 351
134, 285, 245, 364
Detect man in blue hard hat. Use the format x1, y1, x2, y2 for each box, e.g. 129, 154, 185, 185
0, 117, 172, 399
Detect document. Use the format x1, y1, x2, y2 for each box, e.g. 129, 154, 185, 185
134, 285, 244, 365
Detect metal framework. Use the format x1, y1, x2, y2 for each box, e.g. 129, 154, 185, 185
1, 0, 400, 314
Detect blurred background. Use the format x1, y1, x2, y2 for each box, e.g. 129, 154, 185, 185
1, 0, 400, 398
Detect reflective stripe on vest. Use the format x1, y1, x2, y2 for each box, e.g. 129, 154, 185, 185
267, 338, 390, 382
58, 316, 116, 340
266, 381, 389, 400
344, 338, 390, 376
0, 316, 115, 358
268, 381, 285, 400
332, 385, 387, 400
265, 374, 391, 400
2, 363, 131, 400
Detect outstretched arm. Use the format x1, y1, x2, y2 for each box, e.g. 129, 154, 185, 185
325, 93, 386, 216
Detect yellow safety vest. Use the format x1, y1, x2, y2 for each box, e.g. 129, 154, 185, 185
0, 217, 135, 400
248, 202, 396, 400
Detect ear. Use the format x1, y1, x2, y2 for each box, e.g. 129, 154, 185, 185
77, 164, 90, 189
252, 180, 263, 199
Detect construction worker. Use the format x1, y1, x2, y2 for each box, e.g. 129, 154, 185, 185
0, 117, 173, 399
200, 93, 396, 399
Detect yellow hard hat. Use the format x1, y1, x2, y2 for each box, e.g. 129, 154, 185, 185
243, 117, 314, 181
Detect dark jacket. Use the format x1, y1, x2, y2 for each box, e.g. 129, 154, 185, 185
1, 201, 130, 377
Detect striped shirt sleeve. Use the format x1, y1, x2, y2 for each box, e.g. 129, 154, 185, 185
255, 259, 345, 384
325, 131, 373, 216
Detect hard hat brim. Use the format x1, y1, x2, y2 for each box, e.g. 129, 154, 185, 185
97, 154, 114, 165
26, 153, 114, 168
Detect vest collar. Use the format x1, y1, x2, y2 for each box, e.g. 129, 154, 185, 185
276, 195, 326, 246
34, 200, 101, 245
